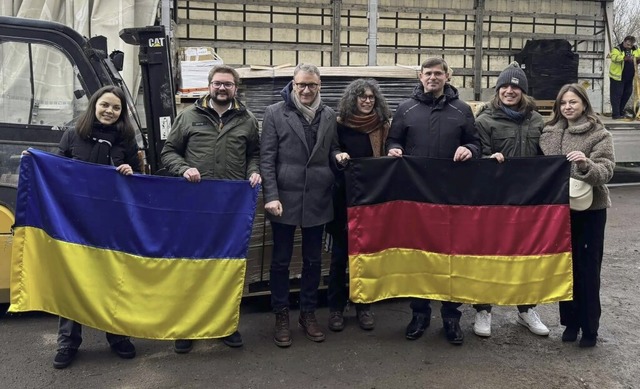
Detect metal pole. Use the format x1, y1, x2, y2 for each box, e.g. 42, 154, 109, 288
603, 1, 614, 114
161, 0, 172, 38
368, 0, 378, 66
473, 0, 485, 101
332, 0, 342, 66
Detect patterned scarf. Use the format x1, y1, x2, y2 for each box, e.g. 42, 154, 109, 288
340, 112, 390, 157
292, 90, 321, 123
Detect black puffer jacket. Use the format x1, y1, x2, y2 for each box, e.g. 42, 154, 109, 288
386, 84, 480, 158
58, 124, 141, 171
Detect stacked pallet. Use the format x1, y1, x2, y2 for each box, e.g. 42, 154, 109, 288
233, 65, 421, 121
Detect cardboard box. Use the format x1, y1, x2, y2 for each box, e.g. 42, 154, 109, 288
180, 47, 222, 62
178, 47, 223, 92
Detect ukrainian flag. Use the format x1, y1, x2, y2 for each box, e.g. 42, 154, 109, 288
346, 156, 573, 305
10, 149, 258, 340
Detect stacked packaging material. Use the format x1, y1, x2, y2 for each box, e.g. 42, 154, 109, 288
178, 47, 223, 94
515, 40, 579, 100
237, 74, 419, 122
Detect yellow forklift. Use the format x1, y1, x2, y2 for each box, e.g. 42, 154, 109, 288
0, 15, 176, 314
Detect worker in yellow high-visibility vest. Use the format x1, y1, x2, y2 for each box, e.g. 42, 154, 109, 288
609, 35, 640, 119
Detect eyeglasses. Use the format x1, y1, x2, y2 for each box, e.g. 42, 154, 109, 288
358, 95, 376, 102
210, 81, 236, 89
294, 83, 319, 91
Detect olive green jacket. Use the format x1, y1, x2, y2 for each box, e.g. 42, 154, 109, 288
161, 95, 260, 180
475, 104, 544, 157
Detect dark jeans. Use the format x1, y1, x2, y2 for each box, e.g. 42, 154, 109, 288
57, 317, 128, 351
560, 209, 607, 337
327, 233, 371, 312
410, 298, 461, 320
610, 78, 634, 118
269, 222, 324, 313
473, 304, 535, 313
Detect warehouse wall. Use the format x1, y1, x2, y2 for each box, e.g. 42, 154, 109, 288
175, 0, 608, 106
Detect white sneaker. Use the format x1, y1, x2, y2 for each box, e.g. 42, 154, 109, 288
516, 309, 550, 336
473, 310, 492, 337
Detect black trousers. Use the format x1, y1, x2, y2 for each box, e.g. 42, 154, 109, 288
559, 209, 607, 337
473, 304, 534, 313
411, 298, 462, 320
327, 231, 370, 312
610, 78, 634, 118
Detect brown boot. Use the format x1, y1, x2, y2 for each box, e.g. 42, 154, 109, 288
274, 308, 292, 347
356, 308, 375, 330
298, 311, 326, 342
328, 311, 345, 332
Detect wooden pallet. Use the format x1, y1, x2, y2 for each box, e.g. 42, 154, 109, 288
535, 99, 555, 116
175, 92, 206, 104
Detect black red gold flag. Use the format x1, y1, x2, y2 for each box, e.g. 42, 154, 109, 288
345, 156, 572, 305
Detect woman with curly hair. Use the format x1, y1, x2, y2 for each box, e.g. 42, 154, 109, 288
325, 78, 391, 332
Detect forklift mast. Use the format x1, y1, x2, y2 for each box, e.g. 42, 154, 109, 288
120, 26, 176, 174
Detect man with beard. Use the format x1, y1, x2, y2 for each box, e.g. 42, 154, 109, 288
386, 57, 480, 346
161, 64, 260, 354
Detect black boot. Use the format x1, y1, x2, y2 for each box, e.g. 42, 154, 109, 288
443, 318, 464, 345
562, 326, 579, 342
579, 334, 597, 348
328, 311, 345, 332
53, 348, 78, 369
405, 313, 430, 340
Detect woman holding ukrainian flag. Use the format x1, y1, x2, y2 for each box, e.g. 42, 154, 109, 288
53, 85, 141, 369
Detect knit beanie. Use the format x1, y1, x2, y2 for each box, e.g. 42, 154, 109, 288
495, 61, 528, 94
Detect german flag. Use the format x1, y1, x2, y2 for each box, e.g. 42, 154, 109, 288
10, 149, 258, 340
345, 156, 572, 305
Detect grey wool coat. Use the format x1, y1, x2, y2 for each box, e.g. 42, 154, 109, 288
540, 115, 615, 210
260, 88, 340, 227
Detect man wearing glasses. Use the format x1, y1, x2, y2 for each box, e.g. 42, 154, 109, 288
161, 64, 260, 354
386, 57, 480, 346
260, 63, 345, 347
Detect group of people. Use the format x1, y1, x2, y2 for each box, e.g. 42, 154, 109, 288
49, 56, 615, 369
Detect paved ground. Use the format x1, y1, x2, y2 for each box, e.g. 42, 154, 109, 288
1, 185, 639, 389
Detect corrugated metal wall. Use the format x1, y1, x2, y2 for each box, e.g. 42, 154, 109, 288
175, 0, 608, 105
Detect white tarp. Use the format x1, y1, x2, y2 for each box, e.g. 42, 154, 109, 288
0, 0, 160, 99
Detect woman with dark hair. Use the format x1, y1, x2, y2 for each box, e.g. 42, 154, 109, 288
325, 78, 391, 332
53, 85, 141, 369
540, 83, 615, 348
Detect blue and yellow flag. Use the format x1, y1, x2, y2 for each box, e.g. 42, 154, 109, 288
10, 149, 258, 340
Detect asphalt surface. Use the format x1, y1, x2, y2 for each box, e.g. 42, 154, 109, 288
1, 185, 639, 389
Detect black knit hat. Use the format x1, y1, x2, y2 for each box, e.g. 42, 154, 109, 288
495, 61, 528, 94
